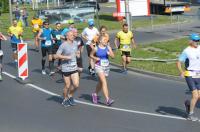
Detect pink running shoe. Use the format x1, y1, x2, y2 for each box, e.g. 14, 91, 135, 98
92, 93, 98, 104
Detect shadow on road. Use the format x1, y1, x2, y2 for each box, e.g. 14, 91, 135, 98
185, 89, 191, 95
81, 75, 98, 81
79, 94, 92, 102
32, 68, 42, 74
47, 95, 63, 104
110, 68, 122, 73
5, 62, 16, 69
155, 106, 187, 118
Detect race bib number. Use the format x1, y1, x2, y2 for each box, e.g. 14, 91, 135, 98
0, 50, 3, 56
34, 24, 39, 29
45, 40, 52, 46
100, 59, 109, 67
56, 35, 61, 40
123, 45, 130, 49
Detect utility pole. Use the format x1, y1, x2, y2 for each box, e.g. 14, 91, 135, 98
47, 0, 49, 9
124, 0, 131, 30
9, 0, 12, 25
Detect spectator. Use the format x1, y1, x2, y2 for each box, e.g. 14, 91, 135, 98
22, 7, 29, 27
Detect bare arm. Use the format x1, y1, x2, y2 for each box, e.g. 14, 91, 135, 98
37, 29, 45, 40
114, 37, 119, 49
0, 32, 7, 40
176, 61, 185, 78
81, 34, 88, 41
107, 46, 115, 59
56, 53, 72, 60
131, 37, 137, 49
90, 48, 99, 61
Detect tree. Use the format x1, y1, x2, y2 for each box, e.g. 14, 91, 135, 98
1, 0, 9, 13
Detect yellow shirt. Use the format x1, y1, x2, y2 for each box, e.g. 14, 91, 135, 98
31, 18, 43, 32
8, 26, 23, 39
116, 31, 133, 51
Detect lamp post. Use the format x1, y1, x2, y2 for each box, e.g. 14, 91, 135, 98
9, 0, 12, 25
95, 0, 100, 29
125, 0, 131, 30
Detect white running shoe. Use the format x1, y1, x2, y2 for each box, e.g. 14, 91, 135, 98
42, 70, 46, 75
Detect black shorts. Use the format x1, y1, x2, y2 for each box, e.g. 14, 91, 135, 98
11, 43, 17, 52
121, 51, 131, 57
86, 45, 92, 57
41, 47, 53, 57
185, 76, 200, 91
52, 44, 59, 54
62, 70, 78, 77
0, 56, 2, 64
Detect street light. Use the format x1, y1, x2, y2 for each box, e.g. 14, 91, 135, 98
95, 0, 100, 29
125, 0, 131, 30
9, 0, 12, 25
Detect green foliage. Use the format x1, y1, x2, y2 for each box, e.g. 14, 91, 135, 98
112, 38, 189, 76
1, 0, 9, 13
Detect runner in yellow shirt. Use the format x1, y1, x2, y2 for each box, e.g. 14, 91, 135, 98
7, 19, 23, 65
114, 23, 136, 74
31, 15, 43, 52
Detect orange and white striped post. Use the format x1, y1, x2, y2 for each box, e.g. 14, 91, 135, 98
17, 43, 28, 80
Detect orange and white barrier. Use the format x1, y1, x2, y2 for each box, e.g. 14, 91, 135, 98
17, 43, 28, 80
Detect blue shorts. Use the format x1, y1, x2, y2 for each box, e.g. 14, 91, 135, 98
185, 76, 200, 91
11, 43, 17, 52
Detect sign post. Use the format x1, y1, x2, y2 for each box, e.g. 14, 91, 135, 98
17, 43, 28, 81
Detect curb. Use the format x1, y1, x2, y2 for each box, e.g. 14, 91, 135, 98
110, 62, 185, 83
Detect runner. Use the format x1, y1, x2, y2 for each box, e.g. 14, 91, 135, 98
52, 22, 63, 71
37, 21, 54, 75
7, 19, 23, 65
72, 28, 84, 75
91, 25, 109, 47
176, 33, 200, 121
31, 15, 43, 52
56, 31, 79, 107
0, 33, 7, 81
61, 19, 75, 40
82, 19, 99, 76
90, 36, 115, 106
114, 23, 136, 74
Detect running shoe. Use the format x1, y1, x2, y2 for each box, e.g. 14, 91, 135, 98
0, 74, 2, 81
69, 97, 76, 106
62, 99, 72, 107
106, 98, 114, 106
92, 93, 98, 104
121, 69, 127, 74
90, 69, 96, 76
184, 100, 190, 114
42, 70, 46, 75
49, 71, 55, 76
187, 113, 199, 121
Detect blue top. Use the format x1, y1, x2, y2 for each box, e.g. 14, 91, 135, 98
61, 28, 69, 36
11, 35, 21, 44
52, 29, 63, 46
40, 28, 52, 47
96, 46, 109, 66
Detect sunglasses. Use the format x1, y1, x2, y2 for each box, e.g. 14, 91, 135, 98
193, 40, 199, 42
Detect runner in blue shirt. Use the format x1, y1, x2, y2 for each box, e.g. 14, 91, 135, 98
90, 36, 115, 106
52, 22, 63, 71
37, 21, 54, 75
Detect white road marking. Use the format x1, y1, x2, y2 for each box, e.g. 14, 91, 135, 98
2, 71, 187, 121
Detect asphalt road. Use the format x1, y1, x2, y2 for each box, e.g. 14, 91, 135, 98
1, 36, 200, 132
